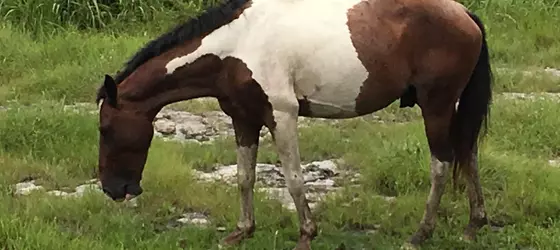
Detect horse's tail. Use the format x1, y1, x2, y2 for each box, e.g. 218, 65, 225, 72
451, 11, 493, 187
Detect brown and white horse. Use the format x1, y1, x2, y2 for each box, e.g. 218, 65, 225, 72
95, 0, 493, 249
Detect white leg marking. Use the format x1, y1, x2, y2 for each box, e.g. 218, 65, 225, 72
271, 109, 316, 238
416, 156, 450, 236
236, 144, 257, 230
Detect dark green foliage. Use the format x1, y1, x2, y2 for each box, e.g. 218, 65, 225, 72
0, 0, 222, 37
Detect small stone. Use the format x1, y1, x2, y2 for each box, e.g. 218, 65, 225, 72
177, 212, 210, 226
366, 229, 378, 235
184, 139, 202, 144
490, 225, 506, 232
202, 111, 232, 128
154, 130, 163, 137
14, 181, 44, 195
75, 184, 102, 196
544, 67, 560, 78
155, 110, 167, 119
154, 119, 176, 134
305, 160, 339, 176
216, 227, 227, 232
125, 197, 139, 208
549, 159, 560, 168
308, 202, 318, 210
194, 134, 207, 141
306, 179, 335, 189
377, 195, 397, 203
47, 190, 69, 197
303, 172, 323, 183
285, 203, 297, 211
177, 121, 208, 139
86, 179, 100, 184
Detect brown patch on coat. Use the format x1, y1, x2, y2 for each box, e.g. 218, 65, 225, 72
233, 1, 253, 20
214, 56, 276, 145
346, 0, 482, 115
117, 38, 203, 103
346, 0, 412, 115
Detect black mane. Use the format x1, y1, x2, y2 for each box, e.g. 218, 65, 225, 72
96, 0, 250, 104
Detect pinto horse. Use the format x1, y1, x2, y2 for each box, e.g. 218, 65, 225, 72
95, 0, 493, 249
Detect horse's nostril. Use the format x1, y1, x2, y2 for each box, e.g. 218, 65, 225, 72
124, 184, 143, 196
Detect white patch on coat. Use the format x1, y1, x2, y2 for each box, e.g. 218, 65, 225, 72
165, 0, 369, 118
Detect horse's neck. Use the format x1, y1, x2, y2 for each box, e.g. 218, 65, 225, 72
117, 55, 219, 118
120, 1, 273, 116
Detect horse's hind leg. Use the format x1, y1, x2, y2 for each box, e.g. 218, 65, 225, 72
461, 145, 488, 241
405, 81, 459, 248
222, 119, 261, 245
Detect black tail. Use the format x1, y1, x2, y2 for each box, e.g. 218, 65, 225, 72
451, 11, 493, 187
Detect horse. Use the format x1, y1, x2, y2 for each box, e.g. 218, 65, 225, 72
94, 0, 493, 249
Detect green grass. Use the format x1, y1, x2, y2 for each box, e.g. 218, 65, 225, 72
1, 0, 559, 249
0, 97, 559, 249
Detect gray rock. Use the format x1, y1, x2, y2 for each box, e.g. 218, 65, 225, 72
177, 212, 211, 226
75, 184, 101, 194
47, 190, 70, 197
154, 119, 176, 134
14, 181, 44, 195
544, 67, 560, 78
125, 197, 139, 208
176, 121, 208, 139
65, 184, 103, 198
86, 178, 100, 185
192, 159, 368, 211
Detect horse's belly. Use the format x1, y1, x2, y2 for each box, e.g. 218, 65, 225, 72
292, 40, 369, 119
295, 70, 368, 118
297, 99, 359, 118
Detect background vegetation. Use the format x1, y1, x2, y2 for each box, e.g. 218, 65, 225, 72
0, 0, 559, 249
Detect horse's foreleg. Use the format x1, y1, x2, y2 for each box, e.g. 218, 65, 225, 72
271, 109, 317, 250
222, 119, 261, 245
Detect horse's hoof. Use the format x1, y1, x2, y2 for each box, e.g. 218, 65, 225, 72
400, 242, 418, 250
221, 227, 253, 246
292, 237, 311, 250
460, 231, 476, 243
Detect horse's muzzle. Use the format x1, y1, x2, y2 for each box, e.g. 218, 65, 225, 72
102, 182, 143, 202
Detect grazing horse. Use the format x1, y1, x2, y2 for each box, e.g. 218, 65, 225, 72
95, 0, 493, 249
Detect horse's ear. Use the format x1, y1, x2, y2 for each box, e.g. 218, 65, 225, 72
103, 74, 118, 107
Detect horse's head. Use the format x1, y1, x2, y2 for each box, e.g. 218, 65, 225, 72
96, 75, 154, 201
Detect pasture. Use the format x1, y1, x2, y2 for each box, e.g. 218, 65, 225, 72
1, 0, 559, 249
